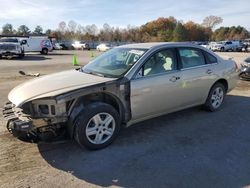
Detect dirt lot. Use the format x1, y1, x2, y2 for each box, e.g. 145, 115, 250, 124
0, 50, 250, 188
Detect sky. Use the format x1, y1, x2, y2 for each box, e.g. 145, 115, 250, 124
0, 0, 249, 31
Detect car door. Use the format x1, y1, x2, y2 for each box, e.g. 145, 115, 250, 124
177, 47, 218, 106
130, 48, 184, 121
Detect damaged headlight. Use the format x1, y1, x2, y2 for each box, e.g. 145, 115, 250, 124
32, 99, 66, 117
39, 104, 49, 114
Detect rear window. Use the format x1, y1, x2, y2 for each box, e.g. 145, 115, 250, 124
178, 48, 206, 69
205, 52, 217, 64
245, 57, 250, 63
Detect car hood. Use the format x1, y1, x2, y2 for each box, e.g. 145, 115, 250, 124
8, 70, 116, 107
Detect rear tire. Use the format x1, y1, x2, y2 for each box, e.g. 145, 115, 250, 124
204, 83, 226, 112
40, 48, 48, 55
74, 102, 121, 150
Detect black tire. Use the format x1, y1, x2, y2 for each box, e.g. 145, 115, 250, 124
74, 102, 121, 150
41, 48, 48, 55
220, 47, 225, 52
18, 52, 25, 59
204, 83, 226, 112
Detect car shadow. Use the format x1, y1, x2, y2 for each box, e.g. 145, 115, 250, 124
46, 52, 73, 56
38, 95, 250, 188
13, 56, 52, 61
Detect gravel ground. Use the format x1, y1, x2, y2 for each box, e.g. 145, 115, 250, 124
0, 50, 250, 188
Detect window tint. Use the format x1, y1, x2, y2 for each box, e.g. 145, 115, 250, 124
205, 52, 217, 64
143, 49, 177, 76
245, 57, 250, 63
178, 48, 206, 69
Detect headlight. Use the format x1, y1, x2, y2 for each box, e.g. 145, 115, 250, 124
32, 99, 66, 117
38, 104, 49, 114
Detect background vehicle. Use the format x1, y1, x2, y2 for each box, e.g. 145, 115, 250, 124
242, 40, 250, 52
193, 41, 209, 48
20, 36, 53, 55
0, 37, 26, 59
3, 43, 238, 150
239, 57, 250, 80
72, 41, 90, 50
211, 41, 242, 52
96, 43, 112, 51
54, 43, 63, 50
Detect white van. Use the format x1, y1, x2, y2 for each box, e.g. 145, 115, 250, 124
19, 36, 53, 54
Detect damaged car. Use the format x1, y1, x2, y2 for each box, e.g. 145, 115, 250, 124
3, 43, 238, 150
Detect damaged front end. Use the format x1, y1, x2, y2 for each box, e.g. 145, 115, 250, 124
2, 99, 69, 140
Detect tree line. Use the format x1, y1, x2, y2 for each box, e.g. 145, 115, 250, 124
1, 16, 249, 42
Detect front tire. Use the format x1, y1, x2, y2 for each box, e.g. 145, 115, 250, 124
74, 102, 120, 150
18, 51, 25, 59
204, 83, 226, 112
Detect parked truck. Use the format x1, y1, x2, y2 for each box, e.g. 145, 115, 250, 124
0, 37, 26, 59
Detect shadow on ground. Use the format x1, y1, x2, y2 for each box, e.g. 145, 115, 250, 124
38, 95, 250, 188
15, 56, 51, 61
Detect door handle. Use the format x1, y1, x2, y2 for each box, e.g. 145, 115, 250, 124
206, 69, 213, 74
169, 76, 180, 82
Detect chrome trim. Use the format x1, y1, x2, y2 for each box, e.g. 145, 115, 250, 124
133, 70, 180, 80
180, 63, 218, 71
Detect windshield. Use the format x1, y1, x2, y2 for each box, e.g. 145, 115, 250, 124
82, 47, 147, 77
0, 38, 19, 43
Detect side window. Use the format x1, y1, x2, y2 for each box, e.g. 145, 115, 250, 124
205, 52, 217, 64
143, 49, 177, 76
178, 48, 206, 69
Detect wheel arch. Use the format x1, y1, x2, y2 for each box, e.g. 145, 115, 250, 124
67, 91, 125, 138
213, 78, 228, 92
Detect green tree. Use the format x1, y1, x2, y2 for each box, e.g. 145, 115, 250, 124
173, 22, 187, 41
17, 25, 30, 35
33, 25, 43, 35
45, 29, 52, 36
2, 23, 14, 35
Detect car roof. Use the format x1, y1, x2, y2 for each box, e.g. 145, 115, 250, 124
117, 42, 202, 49
117, 42, 224, 62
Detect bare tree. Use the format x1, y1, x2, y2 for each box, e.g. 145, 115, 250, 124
58, 21, 66, 32
202, 15, 223, 29
68, 20, 77, 32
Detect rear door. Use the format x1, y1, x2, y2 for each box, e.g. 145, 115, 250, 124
177, 47, 218, 105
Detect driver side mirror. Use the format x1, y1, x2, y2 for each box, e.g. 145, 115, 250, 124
21, 40, 27, 45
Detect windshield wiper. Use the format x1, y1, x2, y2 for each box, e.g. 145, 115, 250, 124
83, 70, 105, 77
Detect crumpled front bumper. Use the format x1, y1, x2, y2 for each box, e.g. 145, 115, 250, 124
0, 50, 22, 56
2, 102, 33, 135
